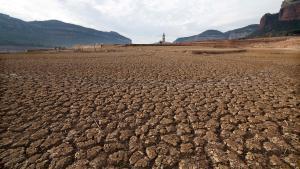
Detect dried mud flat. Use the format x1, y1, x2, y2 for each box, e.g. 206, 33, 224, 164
0, 46, 299, 169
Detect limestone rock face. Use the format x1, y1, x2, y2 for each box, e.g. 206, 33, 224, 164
279, 0, 300, 21
256, 0, 300, 36
259, 13, 279, 31
281, 0, 300, 8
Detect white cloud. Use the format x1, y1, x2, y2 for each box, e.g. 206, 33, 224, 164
0, 0, 282, 43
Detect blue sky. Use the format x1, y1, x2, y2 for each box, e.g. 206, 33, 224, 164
0, 0, 282, 43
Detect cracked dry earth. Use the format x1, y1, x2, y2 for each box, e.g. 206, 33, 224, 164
0, 46, 299, 169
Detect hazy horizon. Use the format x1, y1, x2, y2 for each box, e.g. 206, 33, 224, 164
0, 0, 283, 43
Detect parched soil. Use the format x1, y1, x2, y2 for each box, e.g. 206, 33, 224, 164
0, 46, 299, 169
180, 37, 300, 49
190, 48, 247, 55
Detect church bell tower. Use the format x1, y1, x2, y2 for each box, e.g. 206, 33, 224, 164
162, 33, 166, 43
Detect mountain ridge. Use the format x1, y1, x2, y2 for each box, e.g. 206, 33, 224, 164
174, 24, 259, 43
0, 13, 132, 47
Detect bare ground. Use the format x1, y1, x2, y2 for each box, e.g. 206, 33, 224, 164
0, 46, 299, 169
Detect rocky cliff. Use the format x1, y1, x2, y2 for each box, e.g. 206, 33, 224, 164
259, 13, 279, 31
279, 0, 300, 21
255, 0, 300, 36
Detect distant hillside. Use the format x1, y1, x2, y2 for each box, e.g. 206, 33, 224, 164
0, 13, 131, 47
174, 25, 259, 43
174, 30, 226, 43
